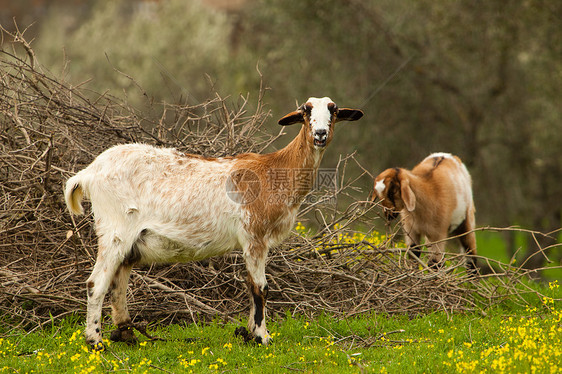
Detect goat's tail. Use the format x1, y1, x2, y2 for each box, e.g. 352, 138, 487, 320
64, 173, 86, 215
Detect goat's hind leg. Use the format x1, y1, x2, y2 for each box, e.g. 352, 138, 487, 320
109, 263, 137, 344
85, 237, 132, 350
458, 226, 478, 274
451, 215, 478, 274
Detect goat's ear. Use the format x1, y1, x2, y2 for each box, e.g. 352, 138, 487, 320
336, 108, 364, 122
400, 179, 416, 212
278, 110, 304, 126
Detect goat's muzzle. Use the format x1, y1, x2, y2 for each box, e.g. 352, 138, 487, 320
313, 129, 328, 147
384, 209, 400, 221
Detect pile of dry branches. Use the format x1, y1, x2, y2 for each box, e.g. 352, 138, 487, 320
0, 32, 555, 333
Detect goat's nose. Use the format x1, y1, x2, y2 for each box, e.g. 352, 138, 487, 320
315, 129, 327, 139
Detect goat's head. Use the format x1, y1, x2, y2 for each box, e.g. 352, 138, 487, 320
372, 167, 415, 220
278, 97, 363, 149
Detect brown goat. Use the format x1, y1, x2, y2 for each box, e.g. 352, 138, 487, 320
372, 153, 477, 271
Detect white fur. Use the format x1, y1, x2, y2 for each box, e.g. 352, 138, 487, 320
424, 152, 454, 162
67, 145, 241, 262
309, 97, 333, 137
65, 144, 252, 348
448, 162, 472, 232
374, 179, 386, 196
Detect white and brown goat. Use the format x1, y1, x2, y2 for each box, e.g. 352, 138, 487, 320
372, 153, 477, 271
64, 97, 363, 349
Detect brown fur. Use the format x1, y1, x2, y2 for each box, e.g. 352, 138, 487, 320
233, 107, 363, 254
372, 153, 477, 271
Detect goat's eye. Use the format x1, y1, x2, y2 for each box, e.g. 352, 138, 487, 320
328, 102, 337, 114
302, 103, 313, 114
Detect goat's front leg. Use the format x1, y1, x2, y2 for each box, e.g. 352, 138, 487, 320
427, 239, 446, 269
404, 231, 422, 259
242, 243, 271, 345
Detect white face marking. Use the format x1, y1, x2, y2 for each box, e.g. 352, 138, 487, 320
374, 179, 386, 197
307, 97, 334, 146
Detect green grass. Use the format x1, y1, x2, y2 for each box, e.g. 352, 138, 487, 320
1, 225, 559, 373
476, 230, 562, 280
1, 281, 560, 373
475, 230, 533, 265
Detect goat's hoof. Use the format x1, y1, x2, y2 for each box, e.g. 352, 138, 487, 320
234, 326, 252, 343
90, 341, 106, 352
428, 260, 443, 270
467, 266, 480, 277
110, 325, 138, 345
467, 260, 479, 276
234, 327, 272, 346
256, 332, 272, 346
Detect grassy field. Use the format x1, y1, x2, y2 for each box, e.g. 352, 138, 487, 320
0, 279, 560, 373
1, 225, 560, 373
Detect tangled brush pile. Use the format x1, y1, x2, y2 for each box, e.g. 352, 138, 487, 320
0, 31, 551, 333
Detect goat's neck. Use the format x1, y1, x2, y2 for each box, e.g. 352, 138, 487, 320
266, 125, 325, 196
272, 125, 325, 171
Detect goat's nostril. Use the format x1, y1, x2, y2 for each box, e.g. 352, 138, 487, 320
313, 129, 328, 147
315, 129, 327, 139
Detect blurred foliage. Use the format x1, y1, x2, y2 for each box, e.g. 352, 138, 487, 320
34, 0, 231, 106
15, 0, 562, 263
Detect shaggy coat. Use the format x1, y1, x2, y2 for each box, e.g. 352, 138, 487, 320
372, 153, 477, 270
65, 97, 363, 349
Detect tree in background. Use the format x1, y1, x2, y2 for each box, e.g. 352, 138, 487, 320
24, 0, 562, 267
34, 0, 232, 108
